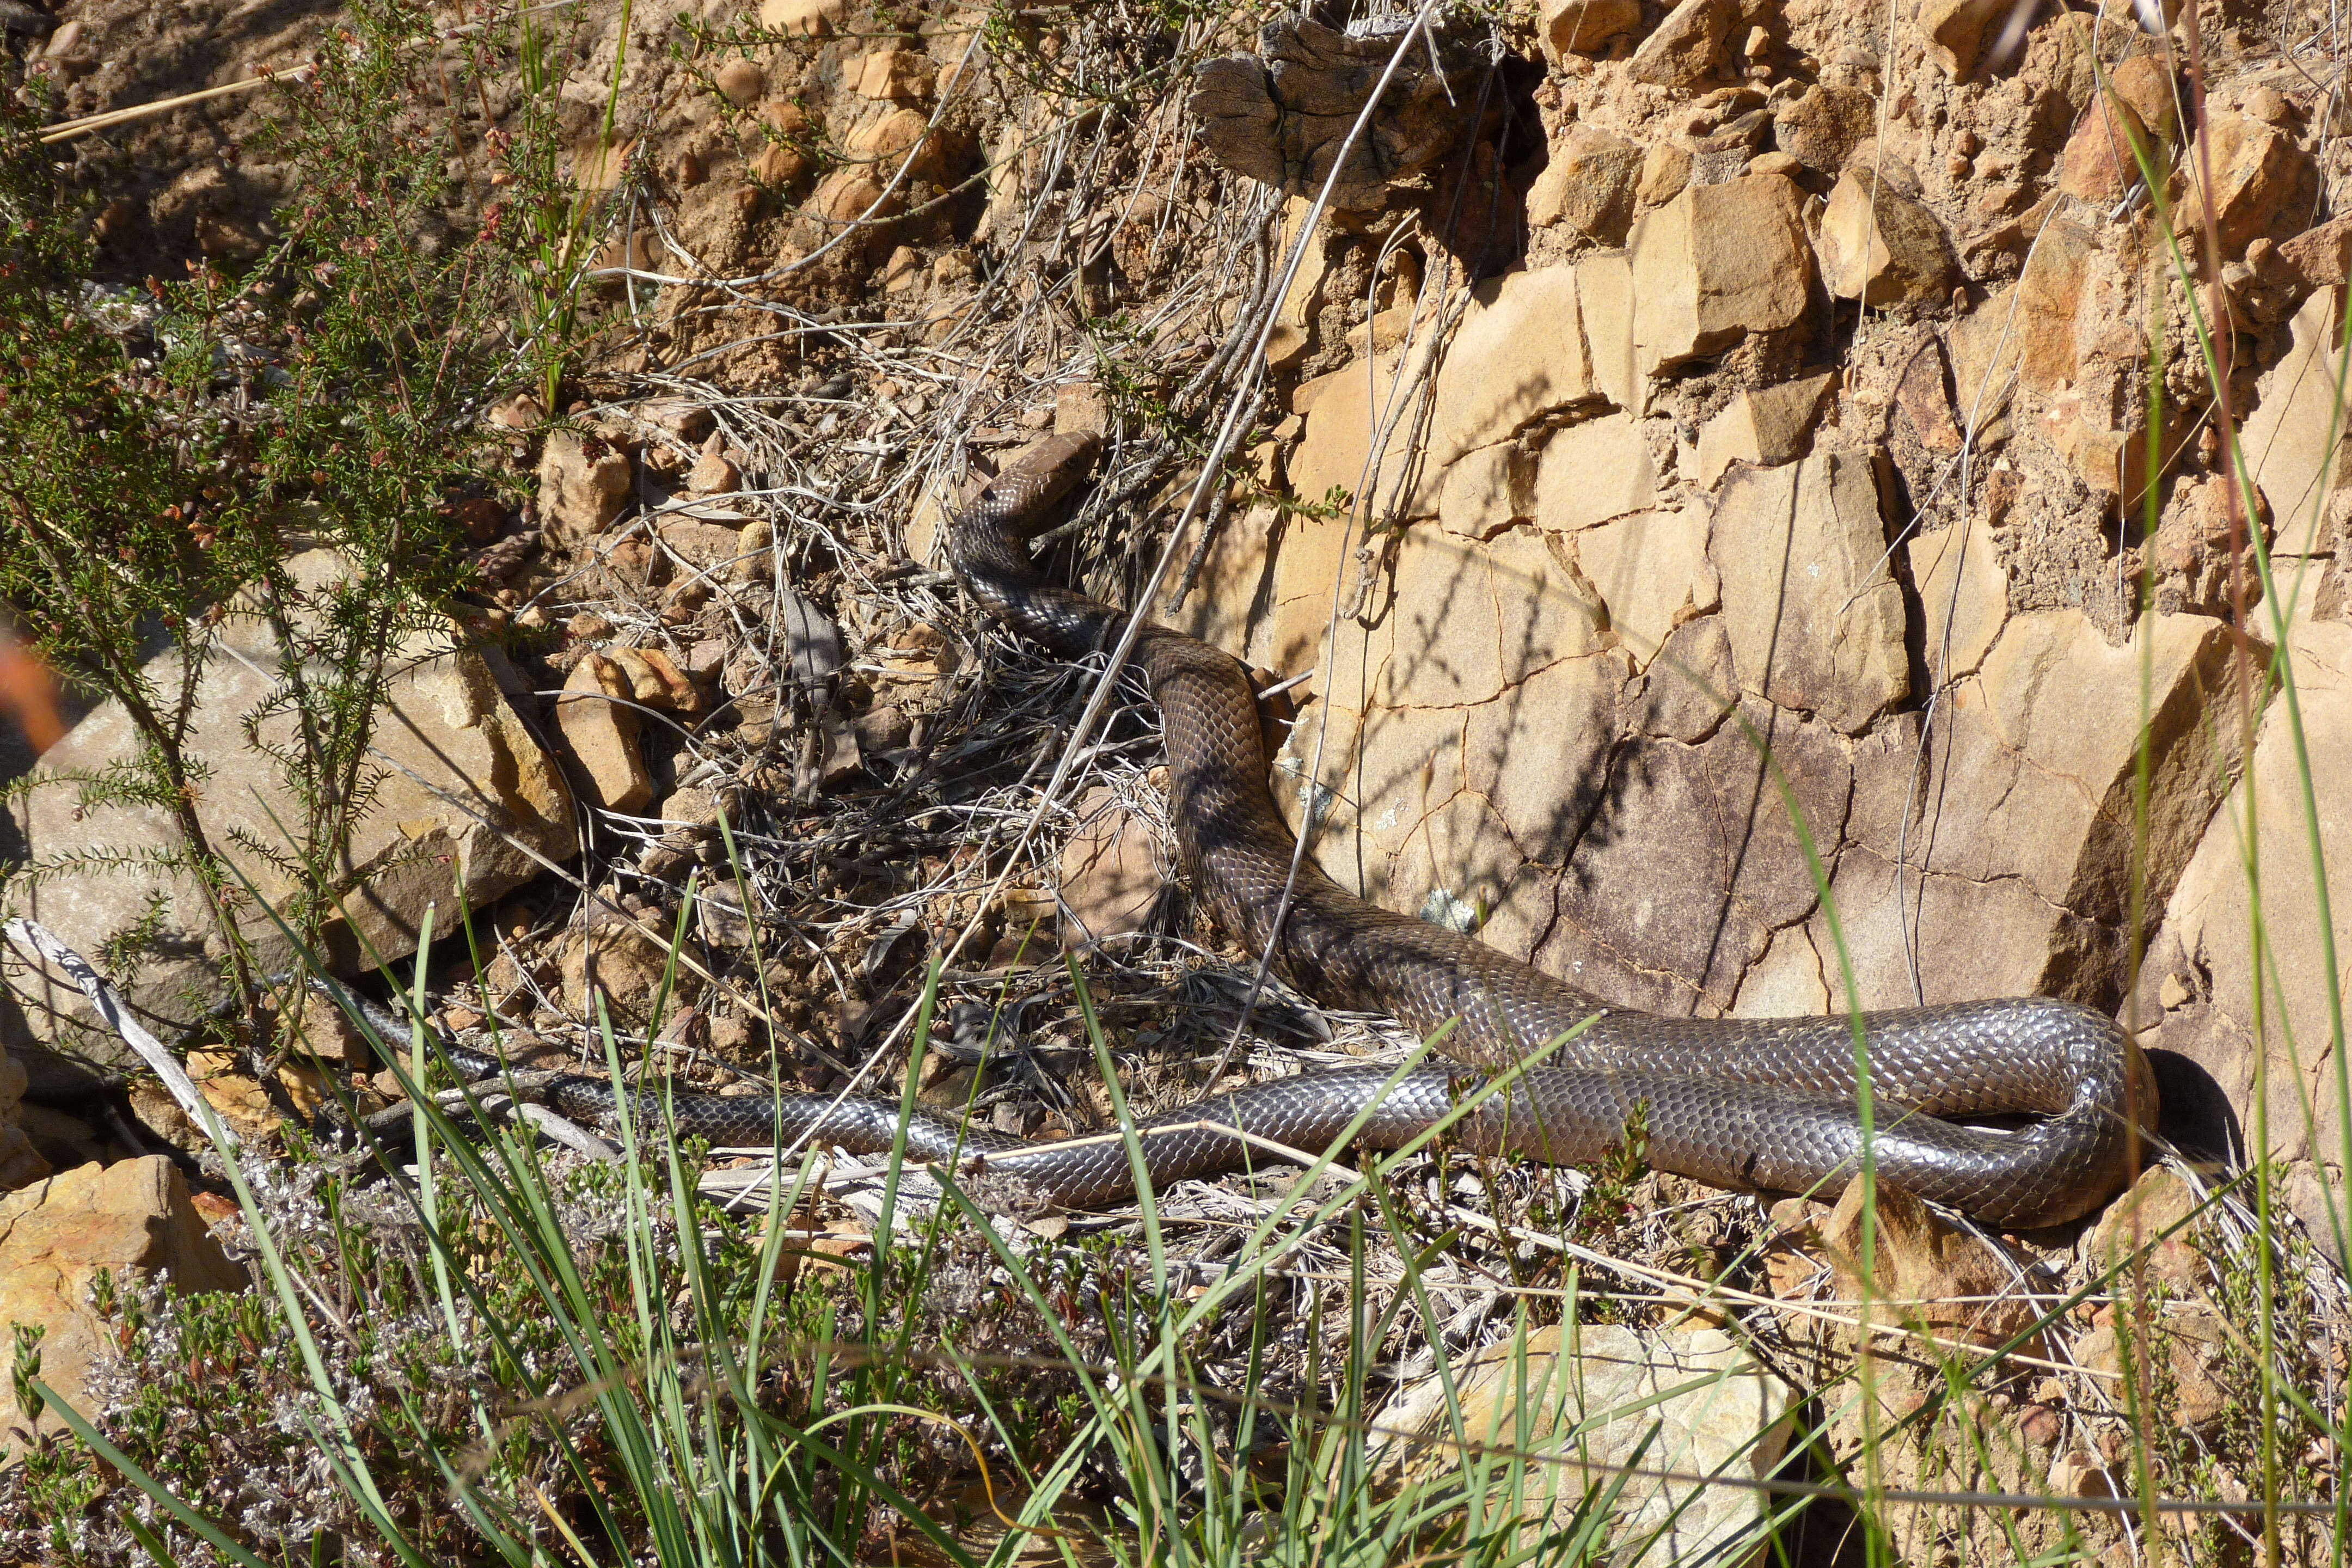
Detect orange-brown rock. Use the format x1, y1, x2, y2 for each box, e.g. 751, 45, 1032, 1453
1, 1158, 246, 1463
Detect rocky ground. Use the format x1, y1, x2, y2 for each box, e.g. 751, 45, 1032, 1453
2, 0, 2350, 1559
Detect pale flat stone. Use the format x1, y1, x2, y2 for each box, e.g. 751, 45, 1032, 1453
557, 652, 655, 812
1526, 124, 1642, 244
1709, 452, 1908, 734
1543, 703, 1849, 1013
1904, 509, 2008, 681
1626, 0, 1737, 88
1574, 249, 1640, 413
1055, 786, 1166, 948
1, 1157, 246, 1463
1832, 610, 2238, 1008
1437, 443, 1535, 540
2175, 108, 2317, 258
1629, 173, 1813, 381
759, 0, 846, 31
1426, 268, 1599, 471
1576, 505, 1720, 666
1732, 923, 1830, 1017
2156, 614, 2352, 1173
1377, 1323, 1798, 1567
2241, 286, 2351, 554
1816, 170, 1957, 306
4, 555, 574, 1061
1539, 0, 1643, 57
538, 428, 632, 535
1917, 0, 2013, 78
1172, 502, 1280, 664
1462, 652, 1625, 867
1532, 413, 1657, 532
1694, 372, 1835, 487
1489, 526, 1607, 685
1289, 345, 1441, 523
1380, 529, 1509, 709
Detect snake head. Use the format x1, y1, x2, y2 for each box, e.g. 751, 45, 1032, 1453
981, 430, 1102, 536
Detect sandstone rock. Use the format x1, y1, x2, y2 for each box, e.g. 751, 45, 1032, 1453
609, 647, 702, 713
1375, 1322, 1798, 1564
1894, 339, 1964, 454
1906, 509, 2007, 681
844, 107, 959, 186
1056, 786, 1167, 947
1543, 701, 1849, 1013
2241, 286, 2351, 552
538, 428, 633, 535
1694, 371, 1835, 487
1524, 125, 1643, 245
4, 556, 574, 1062
2154, 612, 2352, 1180
2109, 55, 2180, 140
1437, 443, 1536, 540
658, 518, 746, 571
2057, 94, 2155, 204
1426, 268, 1598, 471
1918, 0, 2013, 79
1191, 16, 1484, 210
1288, 344, 1440, 522
1462, 651, 1624, 882
687, 439, 743, 498
1539, 0, 1643, 57
1832, 610, 2237, 1010
759, 0, 845, 30
2087, 1167, 2209, 1293
2175, 108, 2318, 260
560, 915, 695, 1026
2275, 216, 2352, 286
1576, 505, 1720, 664
856, 47, 931, 101
1817, 170, 1958, 306
1946, 218, 2096, 432
1631, 615, 1739, 742
1772, 84, 1877, 173
714, 57, 764, 107
2075, 1310, 2230, 1430
1533, 414, 1657, 532
1629, 173, 1812, 379
1710, 452, 1908, 733
1818, 1183, 2043, 1347
1, 1157, 245, 1462
556, 653, 654, 812
807, 168, 900, 226
1569, 251, 1639, 415
1636, 140, 1693, 207
1626, 0, 1737, 89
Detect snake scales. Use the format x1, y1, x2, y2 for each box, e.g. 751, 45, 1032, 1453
451, 434, 2157, 1229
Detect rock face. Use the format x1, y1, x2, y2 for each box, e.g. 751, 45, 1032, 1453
4, 552, 575, 1063
1709, 453, 1907, 735
1191, 16, 1484, 210
0, 1156, 245, 1463
1816, 171, 1958, 305
1628, 173, 1813, 379
2148, 611, 2352, 1241
1377, 1321, 1800, 1566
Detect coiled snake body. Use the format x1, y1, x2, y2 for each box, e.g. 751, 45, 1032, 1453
463, 436, 2155, 1229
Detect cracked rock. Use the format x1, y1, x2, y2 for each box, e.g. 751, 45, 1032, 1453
1190, 15, 1485, 210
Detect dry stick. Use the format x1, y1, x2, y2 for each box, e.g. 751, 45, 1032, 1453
39, 64, 315, 144
2, 918, 239, 1150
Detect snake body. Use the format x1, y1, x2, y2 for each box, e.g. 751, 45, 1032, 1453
457, 434, 2155, 1229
